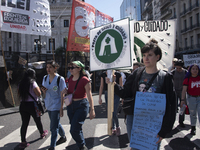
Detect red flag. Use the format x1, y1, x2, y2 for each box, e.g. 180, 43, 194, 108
67, 0, 113, 52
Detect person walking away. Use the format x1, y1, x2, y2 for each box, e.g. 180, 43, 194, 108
41, 60, 67, 150
111, 39, 176, 149
60, 61, 95, 150
171, 59, 187, 127
18, 68, 48, 149
181, 64, 200, 135
99, 70, 123, 136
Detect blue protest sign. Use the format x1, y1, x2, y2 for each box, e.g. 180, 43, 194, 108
130, 91, 166, 150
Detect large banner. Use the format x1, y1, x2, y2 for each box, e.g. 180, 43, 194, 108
0, 0, 51, 36
90, 18, 131, 71
131, 20, 176, 70
183, 54, 200, 67
67, 0, 113, 52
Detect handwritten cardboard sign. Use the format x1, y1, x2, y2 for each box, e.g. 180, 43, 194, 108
130, 92, 166, 150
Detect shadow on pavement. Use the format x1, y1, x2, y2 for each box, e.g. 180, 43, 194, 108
87, 102, 125, 119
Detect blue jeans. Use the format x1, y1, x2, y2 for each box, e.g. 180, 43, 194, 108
187, 95, 200, 126
48, 110, 65, 148
67, 98, 89, 149
105, 91, 120, 129
126, 115, 161, 150
176, 90, 185, 123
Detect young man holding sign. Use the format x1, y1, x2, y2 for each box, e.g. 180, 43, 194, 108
111, 39, 176, 150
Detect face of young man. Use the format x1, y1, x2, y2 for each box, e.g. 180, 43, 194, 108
175, 66, 183, 72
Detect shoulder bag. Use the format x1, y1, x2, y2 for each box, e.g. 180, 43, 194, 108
122, 70, 159, 115
64, 76, 81, 106
28, 92, 46, 116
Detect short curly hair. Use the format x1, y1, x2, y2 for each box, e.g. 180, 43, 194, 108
141, 39, 162, 61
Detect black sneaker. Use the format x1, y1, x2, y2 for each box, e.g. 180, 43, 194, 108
179, 123, 185, 128
191, 126, 196, 135
56, 136, 67, 145
80, 145, 88, 150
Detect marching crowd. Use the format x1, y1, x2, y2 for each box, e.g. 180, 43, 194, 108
17, 39, 200, 150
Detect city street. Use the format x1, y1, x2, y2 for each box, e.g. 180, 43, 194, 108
0, 95, 200, 150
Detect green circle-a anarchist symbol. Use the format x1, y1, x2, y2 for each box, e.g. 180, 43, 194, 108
95, 29, 123, 63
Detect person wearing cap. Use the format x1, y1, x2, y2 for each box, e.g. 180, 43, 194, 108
168, 58, 178, 71
60, 61, 95, 150
171, 59, 188, 128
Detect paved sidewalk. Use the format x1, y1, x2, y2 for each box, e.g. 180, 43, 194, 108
0, 92, 99, 116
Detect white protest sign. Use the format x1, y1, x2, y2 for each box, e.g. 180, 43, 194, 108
0, 55, 4, 67
130, 92, 166, 150
0, 0, 51, 36
90, 18, 131, 71
131, 19, 176, 70
183, 54, 200, 67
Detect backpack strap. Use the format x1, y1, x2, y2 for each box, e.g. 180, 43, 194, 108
57, 76, 61, 87
44, 75, 61, 87
44, 75, 48, 82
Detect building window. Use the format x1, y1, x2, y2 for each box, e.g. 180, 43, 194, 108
185, 38, 188, 49
9, 47, 12, 54
64, 20, 69, 27
197, 34, 200, 46
184, 19, 187, 30
49, 38, 55, 51
183, 3, 186, 12
191, 36, 193, 48
34, 39, 40, 52
9, 32, 12, 38
196, 13, 199, 26
51, 20, 54, 28
174, 8, 176, 17
67, 0, 71, 2
190, 16, 193, 29
63, 38, 67, 49
189, 0, 192, 8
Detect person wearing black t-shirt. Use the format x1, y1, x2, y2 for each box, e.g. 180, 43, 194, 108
99, 70, 123, 136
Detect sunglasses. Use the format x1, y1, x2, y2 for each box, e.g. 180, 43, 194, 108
68, 66, 79, 70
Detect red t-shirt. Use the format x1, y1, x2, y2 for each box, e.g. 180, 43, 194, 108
183, 76, 200, 96
67, 76, 90, 99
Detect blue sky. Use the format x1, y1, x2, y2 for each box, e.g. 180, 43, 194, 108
85, 0, 123, 21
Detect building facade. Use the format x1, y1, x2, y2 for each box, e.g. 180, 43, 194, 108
120, 0, 141, 21
0, 0, 73, 55
140, 0, 200, 58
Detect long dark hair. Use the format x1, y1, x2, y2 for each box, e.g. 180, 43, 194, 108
18, 68, 36, 101
184, 64, 200, 79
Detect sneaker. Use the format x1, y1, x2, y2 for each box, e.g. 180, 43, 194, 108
179, 123, 185, 128
112, 129, 116, 135
116, 126, 121, 136
191, 126, 196, 135
41, 130, 48, 139
56, 136, 67, 145
19, 142, 30, 149
48, 147, 55, 150
80, 145, 88, 150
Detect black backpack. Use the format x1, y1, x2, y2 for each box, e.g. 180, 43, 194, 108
44, 75, 61, 87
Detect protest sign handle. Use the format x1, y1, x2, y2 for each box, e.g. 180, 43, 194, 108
107, 70, 114, 135
0, 30, 15, 107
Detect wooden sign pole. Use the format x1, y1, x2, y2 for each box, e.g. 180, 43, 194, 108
107, 70, 114, 135
0, 31, 15, 106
